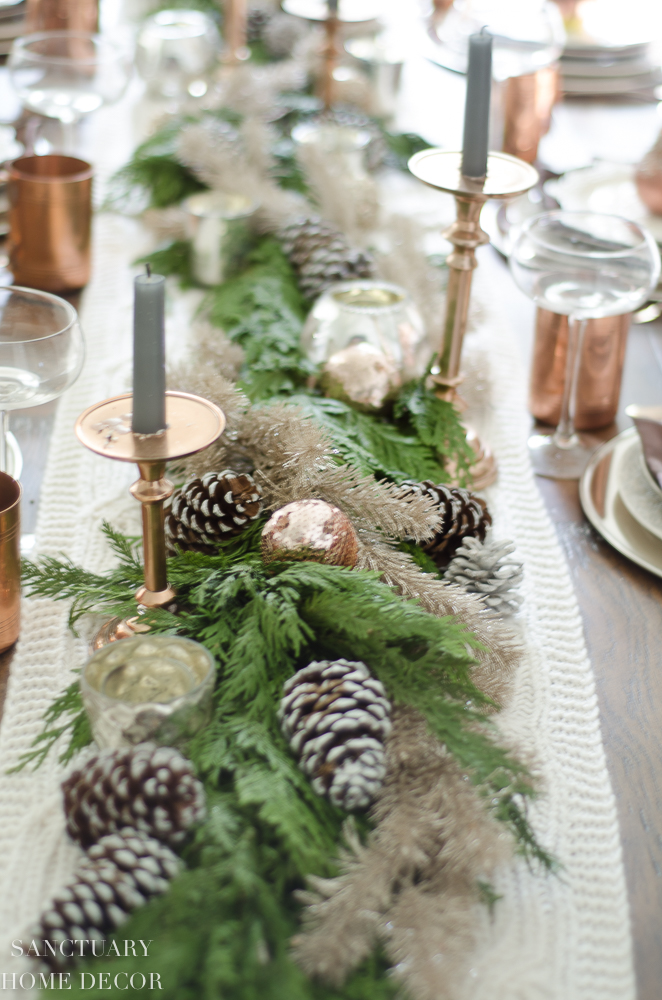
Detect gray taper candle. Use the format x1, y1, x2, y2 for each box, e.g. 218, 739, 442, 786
461, 29, 493, 179
132, 267, 166, 434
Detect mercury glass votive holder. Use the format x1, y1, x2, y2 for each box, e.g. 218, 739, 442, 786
302, 279, 429, 381
344, 36, 404, 121
81, 635, 215, 750
183, 190, 258, 286
291, 122, 371, 177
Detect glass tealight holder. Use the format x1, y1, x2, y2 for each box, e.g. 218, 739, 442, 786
344, 36, 404, 122
81, 635, 215, 749
136, 9, 221, 100
302, 279, 428, 381
291, 122, 371, 177
183, 190, 258, 286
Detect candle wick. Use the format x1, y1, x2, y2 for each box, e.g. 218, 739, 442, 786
145, 263, 152, 278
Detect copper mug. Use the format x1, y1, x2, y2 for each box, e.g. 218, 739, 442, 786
26, 0, 98, 33
529, 308, 631, 430
8, 154, 93, 293
0, 473, 21, 655
502, 65, 560, 165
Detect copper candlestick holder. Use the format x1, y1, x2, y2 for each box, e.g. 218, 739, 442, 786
408, 149, 539, 487
223, 0, 248, 63
320, 9, 340, 109
75, 391, 225, 647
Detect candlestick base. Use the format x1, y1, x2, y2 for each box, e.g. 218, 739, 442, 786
90, 615, 150, 652
76, 391, 225, 648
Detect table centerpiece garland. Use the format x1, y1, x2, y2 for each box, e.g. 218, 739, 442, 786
17, 202, 552, 1000
10, 34, 559, 999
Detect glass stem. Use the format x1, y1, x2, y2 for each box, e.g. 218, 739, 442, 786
554, 315, 587, 450
0, 411, 7, 474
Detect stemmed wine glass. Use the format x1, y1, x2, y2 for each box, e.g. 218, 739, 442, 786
509, 210, 660, 479
0, 286, 85, 476
8, 32, 132, 152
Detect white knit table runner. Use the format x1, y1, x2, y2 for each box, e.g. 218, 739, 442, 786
0, 214, 635, 999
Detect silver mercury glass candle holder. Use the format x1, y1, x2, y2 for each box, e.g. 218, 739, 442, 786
81, 634, 215, 749
183, 191, 258, 287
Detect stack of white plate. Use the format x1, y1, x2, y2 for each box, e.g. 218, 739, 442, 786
0, 0, 26, 57
561, 38, 662, 97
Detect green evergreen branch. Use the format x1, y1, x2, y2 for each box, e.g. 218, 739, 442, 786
8, 680, 90, 772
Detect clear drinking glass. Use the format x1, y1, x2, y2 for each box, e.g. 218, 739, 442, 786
510, 211, 660, 479
8, 32, 131, 150
0, 286, 85, 475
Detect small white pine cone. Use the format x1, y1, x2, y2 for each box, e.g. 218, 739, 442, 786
443, 535, 524, 617
279, 659, 391, 811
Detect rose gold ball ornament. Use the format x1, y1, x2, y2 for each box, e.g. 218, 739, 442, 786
320, 341, 401, 412
261, 500, 359, 568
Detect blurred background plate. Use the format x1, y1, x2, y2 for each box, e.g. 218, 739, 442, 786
281, 0, 381, 23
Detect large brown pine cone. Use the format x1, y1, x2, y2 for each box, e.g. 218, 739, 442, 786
278, 659, 391, 811
279, 216, 375, 301
63, 743, 206, 848
398, 480, 492, 567
30, 829, 180, 970
165, 470, 263, 555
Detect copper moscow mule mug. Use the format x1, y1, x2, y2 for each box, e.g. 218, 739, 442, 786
0, 473, 21, 655
26, 0, 98, 33
529, 308, 631, 430
8, 154, 93, 294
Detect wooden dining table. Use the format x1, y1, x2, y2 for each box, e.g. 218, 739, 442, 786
0, 48, 661, 999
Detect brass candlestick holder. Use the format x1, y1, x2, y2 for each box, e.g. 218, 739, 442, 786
408, 149, 539, 487
75, 391, 225, 647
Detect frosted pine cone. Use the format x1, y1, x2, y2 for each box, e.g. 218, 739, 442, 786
263, 12, 307, 57
443, 535, 524, 617
279, 659, 391, 811
30, 830, 180, 970
63, 743, 206, 848
279, 216, 375, 301
165, 470, 263, 554
397, 480, 492, 567
247, 1, 273, 43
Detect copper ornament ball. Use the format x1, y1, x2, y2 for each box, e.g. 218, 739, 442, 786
261, 500, 359, 568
